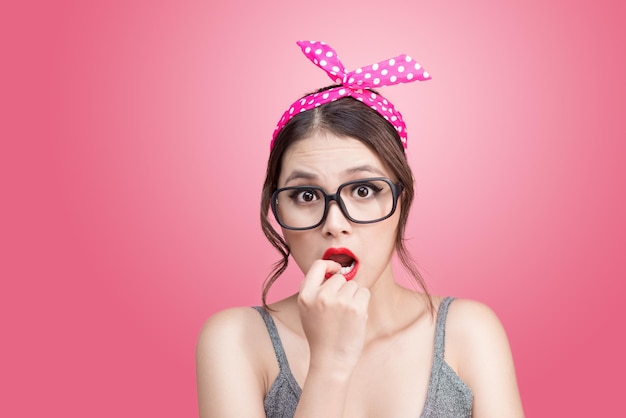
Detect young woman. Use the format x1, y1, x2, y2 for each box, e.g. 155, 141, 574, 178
196, 41, 524, 417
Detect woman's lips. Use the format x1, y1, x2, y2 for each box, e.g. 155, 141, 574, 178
322, 247, 359, 281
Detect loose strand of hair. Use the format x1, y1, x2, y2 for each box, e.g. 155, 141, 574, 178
397, 240, 435, 316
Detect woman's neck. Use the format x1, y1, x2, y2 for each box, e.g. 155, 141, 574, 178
363, 265, 428, 342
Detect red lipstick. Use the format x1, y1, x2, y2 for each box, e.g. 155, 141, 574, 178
322, 247, 359, 281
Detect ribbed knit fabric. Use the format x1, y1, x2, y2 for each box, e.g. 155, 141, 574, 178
253, 306, 302, 417
420, 297, 473, 417
253, 297, 473, 417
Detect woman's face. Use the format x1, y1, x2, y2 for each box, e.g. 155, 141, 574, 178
277, 132, 401, 288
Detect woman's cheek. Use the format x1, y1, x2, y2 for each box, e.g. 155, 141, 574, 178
284, 234, 314, 273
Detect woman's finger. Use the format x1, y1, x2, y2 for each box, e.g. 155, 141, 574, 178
299, 259, 342, 293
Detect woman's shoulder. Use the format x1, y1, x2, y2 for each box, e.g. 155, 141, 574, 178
196, 307, 277, 417
444, 297, 507, 343
196, 307, 274, 398
196, 306, 275, 374
197, 306, 267, 349
443, 297, 524, 414
443, 297, 510, 360
198, 295, 300, 344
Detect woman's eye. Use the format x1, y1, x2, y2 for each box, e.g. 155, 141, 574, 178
356, 186, 371, 197
289, 189, 319, 203
299, 190, 316, 202
351, 183, 381, 198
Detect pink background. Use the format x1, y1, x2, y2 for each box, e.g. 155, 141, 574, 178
1, 0, 624, 416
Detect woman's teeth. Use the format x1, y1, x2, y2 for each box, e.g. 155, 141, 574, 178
340, 261, 356, 274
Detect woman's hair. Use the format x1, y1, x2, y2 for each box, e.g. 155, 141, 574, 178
260, 86, 433, 312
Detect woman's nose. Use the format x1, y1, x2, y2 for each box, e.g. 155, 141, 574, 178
321, 201, 352, 236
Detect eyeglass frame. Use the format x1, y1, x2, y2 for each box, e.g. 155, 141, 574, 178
270, 177, 404, 231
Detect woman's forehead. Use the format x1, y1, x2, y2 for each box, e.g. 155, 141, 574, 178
285, 133, 380, 160
279, 133, 389, 184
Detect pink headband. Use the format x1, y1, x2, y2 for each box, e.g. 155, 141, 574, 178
271, 40, 431, 150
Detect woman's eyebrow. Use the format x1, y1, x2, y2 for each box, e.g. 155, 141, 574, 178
343, 165, 385, 176
283, 170, 317, 185
284, 165, 385, 185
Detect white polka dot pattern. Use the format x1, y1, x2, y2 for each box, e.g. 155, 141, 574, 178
271, 40, 431, 150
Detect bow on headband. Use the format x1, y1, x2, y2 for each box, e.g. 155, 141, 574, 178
271, 40, 431, 150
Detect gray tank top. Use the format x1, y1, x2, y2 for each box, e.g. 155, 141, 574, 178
253, 297, 473, 417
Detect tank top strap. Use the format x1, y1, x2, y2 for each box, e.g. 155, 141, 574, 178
421, 296, 473, 417
434, 296, 455, 360
252, 306, 290, 372
421, 296, 456, 412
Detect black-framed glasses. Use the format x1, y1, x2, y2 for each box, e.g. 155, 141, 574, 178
271, 177, 403, 230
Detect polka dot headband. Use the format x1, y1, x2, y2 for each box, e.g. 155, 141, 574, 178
271, 40, 431, 150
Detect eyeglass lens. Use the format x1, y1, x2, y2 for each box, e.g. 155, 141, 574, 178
274, 178, 396, 229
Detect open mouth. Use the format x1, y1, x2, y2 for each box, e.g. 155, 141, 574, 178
322, 247, 359, 280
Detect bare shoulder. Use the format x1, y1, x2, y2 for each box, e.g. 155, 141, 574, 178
445, 298, 525, 418
445, 298, 506, 342
196, 306, 271, 378
444, 298, 511, 368
197, 306, 265, 347
196, 307, 269, 418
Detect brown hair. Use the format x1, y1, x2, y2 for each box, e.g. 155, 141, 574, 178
260, 87, 433, 313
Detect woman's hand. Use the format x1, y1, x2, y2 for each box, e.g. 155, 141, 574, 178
297, 259, 371, 376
